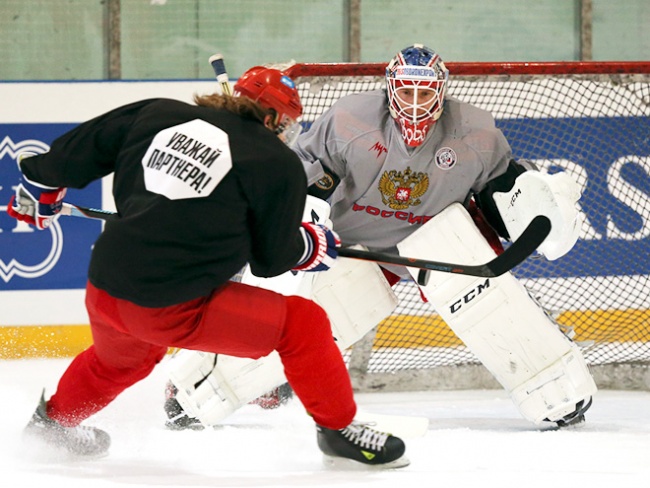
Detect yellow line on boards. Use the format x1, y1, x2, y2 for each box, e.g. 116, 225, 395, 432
1, 308, 648, 358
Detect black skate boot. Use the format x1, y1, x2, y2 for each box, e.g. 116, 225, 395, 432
316, 421, 409, 469
164, 382, 204, 431
553, 397, 593, 428
23, 390, 111, 457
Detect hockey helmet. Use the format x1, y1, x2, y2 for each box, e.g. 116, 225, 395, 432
234, 66, 303, 145
386, 44, 449, 147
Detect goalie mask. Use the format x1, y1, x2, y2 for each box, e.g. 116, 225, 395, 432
386, 44, 449, 147
234, 66, 303, 146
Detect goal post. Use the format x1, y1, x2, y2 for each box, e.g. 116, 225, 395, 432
283, 61, 650, 392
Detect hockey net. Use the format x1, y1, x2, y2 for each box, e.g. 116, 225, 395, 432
283, 61, 650, 391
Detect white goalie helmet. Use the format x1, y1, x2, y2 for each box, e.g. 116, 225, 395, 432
386, 44, 449, 147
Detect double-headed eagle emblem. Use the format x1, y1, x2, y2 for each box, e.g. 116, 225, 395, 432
378, 167, 429, 210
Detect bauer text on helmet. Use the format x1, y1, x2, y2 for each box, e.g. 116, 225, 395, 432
234, 67, 304, 146
386, 44, 449, 147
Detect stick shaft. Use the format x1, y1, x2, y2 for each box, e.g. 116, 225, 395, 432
338, 215, 550, 278
61, 202, 549, 278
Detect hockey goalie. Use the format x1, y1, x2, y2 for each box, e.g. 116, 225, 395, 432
165, 43, 596, 431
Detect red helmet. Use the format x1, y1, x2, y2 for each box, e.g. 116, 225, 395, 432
234, 67, 303, 144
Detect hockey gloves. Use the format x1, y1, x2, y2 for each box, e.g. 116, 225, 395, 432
294, 222, 341, 272
7, 154, 67, 230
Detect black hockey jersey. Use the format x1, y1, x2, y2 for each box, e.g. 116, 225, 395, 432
20, 98, 308, 307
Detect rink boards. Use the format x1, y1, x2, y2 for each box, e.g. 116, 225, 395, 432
0, 81, 648, 358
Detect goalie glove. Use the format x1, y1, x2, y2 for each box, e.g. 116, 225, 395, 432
493, 170, 583, 260
293, 222, 341, 272
6, 153, 67, 230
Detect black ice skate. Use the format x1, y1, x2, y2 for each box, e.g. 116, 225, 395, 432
164, 382, 204, 431
553, 397, 593, 428
23, 390, 111, 457
317, 421, 409, 469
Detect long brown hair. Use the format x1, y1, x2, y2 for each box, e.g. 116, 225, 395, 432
193, 93, 274, 126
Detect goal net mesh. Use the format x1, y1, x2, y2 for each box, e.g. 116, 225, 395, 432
284, 62, 650, 388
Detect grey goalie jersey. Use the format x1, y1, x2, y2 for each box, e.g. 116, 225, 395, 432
293, 89, 513, 255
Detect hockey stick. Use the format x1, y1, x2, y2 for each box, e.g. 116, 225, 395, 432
61, 202, 119, 221
59, 202, 550, 282
208, 53, 233, 96
339, 214, 551, 284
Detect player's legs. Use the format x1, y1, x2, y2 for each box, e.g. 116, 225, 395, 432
47, 282, 168, 426
170, 282, 357, 429
49, 280, 355, 429
276, 295, 356, 429
31, 280, 405, 466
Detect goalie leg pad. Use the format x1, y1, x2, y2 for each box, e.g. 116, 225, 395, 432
167, 349, 286, 427
310, 246, 398, 350
397, 203, 597, 424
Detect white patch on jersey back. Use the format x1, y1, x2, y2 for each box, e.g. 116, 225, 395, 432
141, 119, 232, 200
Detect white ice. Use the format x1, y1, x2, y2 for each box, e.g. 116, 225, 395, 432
1, 357, 649, 488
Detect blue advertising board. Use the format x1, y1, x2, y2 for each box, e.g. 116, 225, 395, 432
0, 114, 648, 293
499, 116, 650, 279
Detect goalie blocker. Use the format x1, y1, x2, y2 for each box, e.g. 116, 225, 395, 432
397, 202, 596, 425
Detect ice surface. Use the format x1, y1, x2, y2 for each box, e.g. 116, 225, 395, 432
1, 357, 648, 487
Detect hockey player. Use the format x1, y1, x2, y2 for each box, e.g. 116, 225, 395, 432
165, 44, 596, 431
6, 67, 408, 468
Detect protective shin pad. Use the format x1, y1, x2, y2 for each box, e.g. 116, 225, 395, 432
168, 349, 285, 426
397, 203, 597, 424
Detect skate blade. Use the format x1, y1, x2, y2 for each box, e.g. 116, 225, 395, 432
322, 454, 410, 470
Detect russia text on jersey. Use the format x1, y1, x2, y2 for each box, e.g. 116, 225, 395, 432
352, 203, 433, 225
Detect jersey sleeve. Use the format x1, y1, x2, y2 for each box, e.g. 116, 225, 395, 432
19, 99, 157, 189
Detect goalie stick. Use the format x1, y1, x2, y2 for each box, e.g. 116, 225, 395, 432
340, 214, 551, 284
60, 202, 550, 283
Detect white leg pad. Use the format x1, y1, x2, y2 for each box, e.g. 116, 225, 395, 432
168, 349, 286, 426
397, 203, 597, 424
311, 246, 398, 350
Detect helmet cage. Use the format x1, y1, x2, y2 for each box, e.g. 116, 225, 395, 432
386, 45, 449, 146
273, 112, 302, 147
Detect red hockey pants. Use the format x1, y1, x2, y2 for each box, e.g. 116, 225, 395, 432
47, 281, 356, 430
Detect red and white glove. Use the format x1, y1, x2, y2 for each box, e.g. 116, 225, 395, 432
7, 154, 66, 230
293, 222, 341, 272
